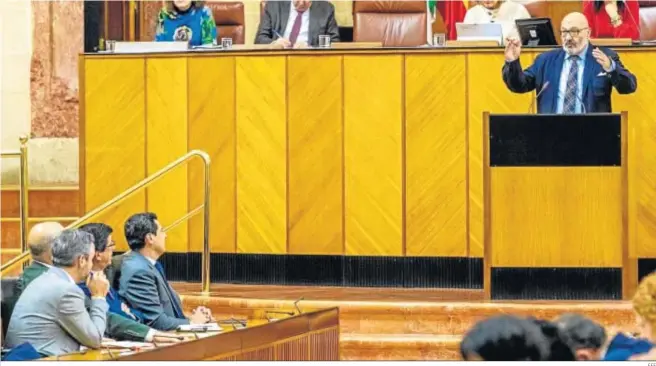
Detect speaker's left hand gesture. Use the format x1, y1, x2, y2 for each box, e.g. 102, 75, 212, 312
592, 48, 612, 72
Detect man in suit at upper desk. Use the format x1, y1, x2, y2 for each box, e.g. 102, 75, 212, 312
502, 12, 637, 114
5, 230, 109, 356
119, 212, 213, 331
255, 0, 340, 48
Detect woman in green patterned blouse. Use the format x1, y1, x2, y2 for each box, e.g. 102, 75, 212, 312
156, 0, 217, 46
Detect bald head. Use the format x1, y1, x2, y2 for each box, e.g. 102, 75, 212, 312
562, 12, 589, 30
560, 12, 590, 56
28, 222, 65, 263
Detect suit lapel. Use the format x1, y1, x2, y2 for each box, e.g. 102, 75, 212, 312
550, 50, 566, 113
279, 1, 291, 35
308, 2, 320, 45
581, 44, 596, 106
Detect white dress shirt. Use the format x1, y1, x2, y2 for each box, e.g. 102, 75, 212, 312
283, 2, 311, 44
463, 1, 531, 41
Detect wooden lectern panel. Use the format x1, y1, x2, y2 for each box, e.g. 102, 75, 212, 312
490, 167, 623, 267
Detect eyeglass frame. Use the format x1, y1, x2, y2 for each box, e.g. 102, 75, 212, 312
560, 27, 589, 37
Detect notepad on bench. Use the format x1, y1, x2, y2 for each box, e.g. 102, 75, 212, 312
177, 323, 223, 332
102, 341, 155, 350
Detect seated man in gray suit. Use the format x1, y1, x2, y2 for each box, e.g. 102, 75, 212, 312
119, 212, 212, 331
255, 0, 340, 48
5, 230, 109, 356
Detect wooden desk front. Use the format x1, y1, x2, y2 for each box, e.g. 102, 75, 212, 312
48, 307, 339, 361
79, 46, 656, 268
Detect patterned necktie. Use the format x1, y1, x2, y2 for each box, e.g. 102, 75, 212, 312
563, 55, 580, 114
155, 262, 185, 319
288, 10, 305, 45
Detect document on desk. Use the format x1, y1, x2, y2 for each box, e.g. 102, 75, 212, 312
177, 323, 223, 332
102, 341, 156, 350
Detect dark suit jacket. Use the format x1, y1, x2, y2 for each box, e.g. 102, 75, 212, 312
12, 261, 150, 342
502, 46, 637, 114
255, 0, 340, 46
118, 251, 188, 331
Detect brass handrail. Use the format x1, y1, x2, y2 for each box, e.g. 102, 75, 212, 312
1, 150, 212, 294
0, 135, 30, 259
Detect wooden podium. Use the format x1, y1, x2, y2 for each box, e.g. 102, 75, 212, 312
483, 112, 633, 300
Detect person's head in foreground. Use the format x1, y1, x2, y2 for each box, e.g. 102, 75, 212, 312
79, 223, 116, 272
481, 0, 501, 10
561, 12, 591, 56
633, 272, 656, 342
27, 221, 65, 264
460, 315, 551, 361
125, 212, 167, 259
554, 313, 607, 360
52, 229, 96, 283
528, 318, 576, 360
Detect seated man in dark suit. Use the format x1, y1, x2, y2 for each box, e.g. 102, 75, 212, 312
255, 0, 340, 48
502, 12, 637, 114
119, 212, 213, 331
78, 223, 180, 343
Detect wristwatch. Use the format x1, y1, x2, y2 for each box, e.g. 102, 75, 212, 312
610, 14, 623, 27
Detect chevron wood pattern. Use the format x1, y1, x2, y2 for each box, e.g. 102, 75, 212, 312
188, 57, 236, 253
287, 56, 343, 255
491, 168, 623, 267
146, 58, 189, 253
405, 55, 467, 257
236, 56, 287, 254
83, 58, 146, 252
611, 52, 656, 259
344, 55, 403, 256
467, 52, 535, 258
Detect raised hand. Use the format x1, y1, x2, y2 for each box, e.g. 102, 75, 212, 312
592, 47, 612, 72
504, 38, 522, 62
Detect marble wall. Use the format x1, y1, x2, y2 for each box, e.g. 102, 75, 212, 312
31, 0, 83, 138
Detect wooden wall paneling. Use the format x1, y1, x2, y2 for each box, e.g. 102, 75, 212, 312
83, 58, 146, 252
235, 56, 287, 254
146, 57, 189, 253
344, 55, 403, 256
467, 51, 534, 258
187, 56, 236, 253
612, 51, 656, 259
405, 54, 467, 257
287, 56, 344, 255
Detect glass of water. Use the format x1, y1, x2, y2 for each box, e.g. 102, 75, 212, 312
221, 37, 233, 49
318, 35, 331, 48
433, 33, 446, 47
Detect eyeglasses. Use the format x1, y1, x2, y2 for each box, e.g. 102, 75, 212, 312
106, 241, 116, 249
560, 28, 588, 37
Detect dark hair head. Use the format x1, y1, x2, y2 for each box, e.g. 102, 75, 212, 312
460, 315, 550, 361
528, 318, 576, 361
593, 0, 625, 13
124, 212, 159, 251
165, 1, 204, 14
79, 223, 113, 253
555, 313, 607, 350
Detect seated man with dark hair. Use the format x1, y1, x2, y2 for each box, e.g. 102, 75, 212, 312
460, 315, 551, 361
528, 318, 576, 361
118, 212, 213, 331
78, 223, 180, 344
554, 313, 607, 360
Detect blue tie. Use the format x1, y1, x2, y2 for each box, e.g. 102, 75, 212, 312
154, 262, 185, 319
563, 55, 580, 114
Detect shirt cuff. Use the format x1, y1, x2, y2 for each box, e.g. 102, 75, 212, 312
145, 329, 156, 342
91, 296, 106, 301
609, 59, 617, 72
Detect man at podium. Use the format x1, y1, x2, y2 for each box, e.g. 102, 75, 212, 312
502, 12, 637, 114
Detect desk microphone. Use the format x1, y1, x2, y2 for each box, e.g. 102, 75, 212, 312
528, 81, 550, 113
293, 297, 304, 315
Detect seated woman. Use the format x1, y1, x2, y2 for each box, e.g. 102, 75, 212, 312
463, 0, 531, 41
603, 272, 655, 360
583, 0, 640, 41
156, 0, 217, 46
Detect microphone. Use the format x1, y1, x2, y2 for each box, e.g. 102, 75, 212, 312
574, 91, 588, 114
528, 81, 550, 113
293, 297, 304, 315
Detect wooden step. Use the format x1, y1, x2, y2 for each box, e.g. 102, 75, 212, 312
180, 294, 634, 336
340, 334, 461, 361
